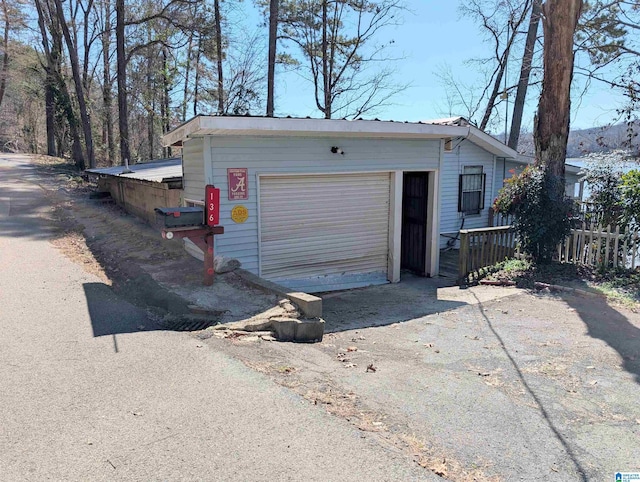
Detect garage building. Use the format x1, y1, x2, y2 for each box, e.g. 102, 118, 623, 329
162, 116, 521, 292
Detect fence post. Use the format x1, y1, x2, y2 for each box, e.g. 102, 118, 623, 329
613, 225, 620, 268
632, 232, 638, 270
459, 230, 469, 283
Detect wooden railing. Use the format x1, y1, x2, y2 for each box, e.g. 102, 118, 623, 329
488, 207, 514, 227
458, 226, 516, 282
558, 224, 639, 270
458, 223, 640, 282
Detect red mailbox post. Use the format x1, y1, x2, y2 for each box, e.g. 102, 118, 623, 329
205, 185, 220, 226
159, 185, 224, 286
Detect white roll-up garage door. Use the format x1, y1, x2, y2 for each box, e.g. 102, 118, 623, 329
259, 173, 391, 292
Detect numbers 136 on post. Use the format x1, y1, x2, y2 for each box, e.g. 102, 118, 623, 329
205, 185, 220, 226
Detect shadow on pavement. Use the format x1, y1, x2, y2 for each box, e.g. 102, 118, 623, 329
0, 183, 60, 241
321, 273, 464, 333
472, 291, 589, 482
563, 294, 640, 386
83, 282, 161, 337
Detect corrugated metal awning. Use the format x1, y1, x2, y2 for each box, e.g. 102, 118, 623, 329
85, 158, 182, 183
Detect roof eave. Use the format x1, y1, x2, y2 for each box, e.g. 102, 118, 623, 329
161, 116, 473, 146
466, 126, 519, 159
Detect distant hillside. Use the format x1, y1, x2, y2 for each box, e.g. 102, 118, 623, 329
503, 121, 639, 158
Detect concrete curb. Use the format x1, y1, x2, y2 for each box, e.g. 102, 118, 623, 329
480, 280, 606, 299
479, 280, 517, 287
532, 281, 606, 298
235, 268, 323, 318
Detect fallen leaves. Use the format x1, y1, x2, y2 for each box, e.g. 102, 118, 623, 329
366, 363, 377, 373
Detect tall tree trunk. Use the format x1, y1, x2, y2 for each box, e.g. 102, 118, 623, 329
480, 45, 511, 131
116, 0, 130, 165
182, 33, 193, 121
162, 47, 171, 157
321, 0, 330, 119
102, 0, 115, 163
509, 0, 542, 150
34, 0, 56, 156
53, 0, 94, 169
35, 0, 83, 165
0, 0, 9, 110
213, 0, 224, 114
147, 48, 154, 160
266, 0, 278, 117
534, 0, 583, 178
82, 0, 93, 91
193, 36, 201, 116
44, 75, 56, 156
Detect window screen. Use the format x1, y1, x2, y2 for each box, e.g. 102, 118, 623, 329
458, 166, 486, 215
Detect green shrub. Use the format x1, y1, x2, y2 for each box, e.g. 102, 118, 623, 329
493, 165, 576, 263
581, 156, 625, 227
620, 170, 640, 231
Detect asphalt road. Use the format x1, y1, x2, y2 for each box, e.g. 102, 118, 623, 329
0, 153, 434, 481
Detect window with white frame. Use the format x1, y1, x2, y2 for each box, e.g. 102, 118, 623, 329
458, 166, 486, 215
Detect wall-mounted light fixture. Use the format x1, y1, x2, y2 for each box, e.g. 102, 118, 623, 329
330, 146, 345, 155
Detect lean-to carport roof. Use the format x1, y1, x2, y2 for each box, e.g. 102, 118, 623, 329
161, 115, 519, 160
85, 157, 182, 183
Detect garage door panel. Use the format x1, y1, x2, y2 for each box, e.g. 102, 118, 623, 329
268, 256, 389, 281
261, 195, 390, 213
262, 245, 388, 268
260, 173, 390, 284
261, 220, 390, 242
261, 236, 389, 257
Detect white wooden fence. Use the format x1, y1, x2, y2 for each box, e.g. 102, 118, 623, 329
557, 223, 639, 270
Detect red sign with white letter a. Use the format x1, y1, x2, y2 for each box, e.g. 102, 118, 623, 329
205, 185, 220, 226
227, 168, 248, 200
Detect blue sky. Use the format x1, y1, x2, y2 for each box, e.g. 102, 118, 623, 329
246, 1, 627, 132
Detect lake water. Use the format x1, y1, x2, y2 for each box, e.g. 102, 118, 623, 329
567, 157, 638, 200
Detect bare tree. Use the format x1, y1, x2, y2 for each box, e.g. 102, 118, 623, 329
266, 0, 278, 116
34, 0, 85, 165
99, 0, 116, 162
459, 0, 533, 131
115, 0, 198, 164
0, 0, 12, 110
276, 0, 407, 119
53, 0, 95, 168
534, 0, 584, 177
213, 0, 224, 114
508, 0, 542, 149
115, 0, 129, 164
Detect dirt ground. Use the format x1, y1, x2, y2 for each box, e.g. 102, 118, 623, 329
34, 157, 281, 326
35, 158, 640, 481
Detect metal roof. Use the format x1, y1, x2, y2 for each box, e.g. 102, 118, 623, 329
516, 154, 582, 174
86, 158, 182, 183
422, 116, 470, 127
161, 115, 519, 160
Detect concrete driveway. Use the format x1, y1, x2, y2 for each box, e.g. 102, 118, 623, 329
212, 279, 640, 481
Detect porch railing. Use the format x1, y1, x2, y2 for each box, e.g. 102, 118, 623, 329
458, 226, 516, 282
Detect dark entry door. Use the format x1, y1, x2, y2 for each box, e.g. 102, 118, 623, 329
401, 172, 429, 275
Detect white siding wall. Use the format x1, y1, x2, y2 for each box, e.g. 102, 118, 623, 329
439, 140, 495, 248
182, 138, 205, 203
206, 136, 441, 275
